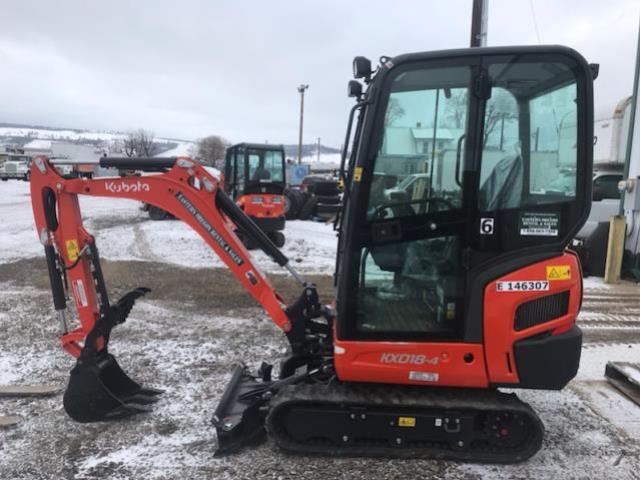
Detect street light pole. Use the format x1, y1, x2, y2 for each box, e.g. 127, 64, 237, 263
297, 84, 309, 164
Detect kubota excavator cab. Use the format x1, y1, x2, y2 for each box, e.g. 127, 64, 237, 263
333, 46, 594, 391
224, 143, 287, 247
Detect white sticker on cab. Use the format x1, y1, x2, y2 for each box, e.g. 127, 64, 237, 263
409, 371, 439, 382
496, 280, 549, 292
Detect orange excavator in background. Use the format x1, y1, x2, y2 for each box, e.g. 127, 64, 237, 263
30, 45, 596, 463
223, 143, 287, 247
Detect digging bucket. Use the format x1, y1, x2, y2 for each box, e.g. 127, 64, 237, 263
63, 352, 162, 422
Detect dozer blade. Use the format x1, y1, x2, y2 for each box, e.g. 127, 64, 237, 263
63, 352, 163, 423
213, 364, 276, 455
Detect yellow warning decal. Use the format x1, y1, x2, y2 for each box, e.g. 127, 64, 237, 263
398, 416, 416, 427
353, 167, 363, 182
65, 239, 80, 262
546, 265, 571, 281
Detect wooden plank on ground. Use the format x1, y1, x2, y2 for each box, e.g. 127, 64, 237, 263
605, 362, 640, 406
0, 415, 19, 428
0, 384, 59, 397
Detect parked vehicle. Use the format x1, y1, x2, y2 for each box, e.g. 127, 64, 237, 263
572, 163, 624, 276
224, 143, 287, 247
0, 151, 31, 181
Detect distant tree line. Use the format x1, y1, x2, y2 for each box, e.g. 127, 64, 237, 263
124, 129, 158, 157
196, 135, 229, 168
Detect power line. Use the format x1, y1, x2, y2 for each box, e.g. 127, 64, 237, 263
528, 0, 542, 44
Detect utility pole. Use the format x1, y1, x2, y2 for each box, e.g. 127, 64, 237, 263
317, 137, 321, 162
470, 0, 488, 47
297, 84, 309, 164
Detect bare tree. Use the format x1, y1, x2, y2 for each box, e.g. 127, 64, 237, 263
197, 135, 229, 167
482, 90, 518, 148
124, 129, 158, 157
445, 89, 517, 148
445, 91, 468, 128
384, 98, 406, 127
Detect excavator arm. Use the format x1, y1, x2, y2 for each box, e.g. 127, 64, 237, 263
30, 155, 329, 424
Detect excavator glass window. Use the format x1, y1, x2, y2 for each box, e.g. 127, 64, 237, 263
479, 63, 578, 211
247, 148, 285, 183
225, 145, 286, 198
367, 65, 470, 219
341, 49, 591, 341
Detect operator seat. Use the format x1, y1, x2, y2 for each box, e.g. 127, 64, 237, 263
479, 154, 523, 211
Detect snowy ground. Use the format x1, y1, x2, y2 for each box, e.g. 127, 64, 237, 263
1, 179, 639, 479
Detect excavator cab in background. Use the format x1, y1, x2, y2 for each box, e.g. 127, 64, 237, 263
30, 45, 596, 464
224, 143, 287, 247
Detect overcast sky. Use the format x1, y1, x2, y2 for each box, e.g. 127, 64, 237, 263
0, 0, 638, 146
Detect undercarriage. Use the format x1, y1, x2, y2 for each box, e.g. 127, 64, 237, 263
213, 364, 544, 463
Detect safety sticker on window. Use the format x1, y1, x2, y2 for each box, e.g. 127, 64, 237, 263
496, 281, 549, 292
519, 212, 559, 237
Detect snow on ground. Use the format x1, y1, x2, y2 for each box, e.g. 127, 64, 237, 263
0, 127, 195, 148
154, 141, 195, 158
0, 179, 337, 274
0, 126, 121, 142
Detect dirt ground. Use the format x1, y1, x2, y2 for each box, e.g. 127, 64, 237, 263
0, 255, 639, 480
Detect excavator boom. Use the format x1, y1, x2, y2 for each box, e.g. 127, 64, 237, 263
30, 155, 328, 423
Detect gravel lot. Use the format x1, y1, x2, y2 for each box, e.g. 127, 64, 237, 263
1, 180, 639, 480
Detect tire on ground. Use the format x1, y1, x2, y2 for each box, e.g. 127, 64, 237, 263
268, 231, 286, 248
315, 194, 341, 205
284, 189, 302, 220
316, 203, 340, 215
298, 195, 318, 221
302, 176, 340, 196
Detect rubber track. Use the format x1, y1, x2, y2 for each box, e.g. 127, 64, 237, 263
266, 382, 544, 463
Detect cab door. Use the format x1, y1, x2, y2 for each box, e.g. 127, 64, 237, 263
338, 59, 480, 343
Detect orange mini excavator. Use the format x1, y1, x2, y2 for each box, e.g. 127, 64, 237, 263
223, 143, 287, 248
30, 45, 596, 463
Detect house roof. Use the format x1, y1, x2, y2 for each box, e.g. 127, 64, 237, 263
411, 128, 456, 140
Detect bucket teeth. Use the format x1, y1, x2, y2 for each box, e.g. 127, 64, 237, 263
121, 393, 161, 405
103, 403, 154, 420
139, 387, 164, 396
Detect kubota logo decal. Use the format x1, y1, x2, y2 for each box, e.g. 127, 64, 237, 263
104, 180, 151, 193
379, 353, 438, 365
